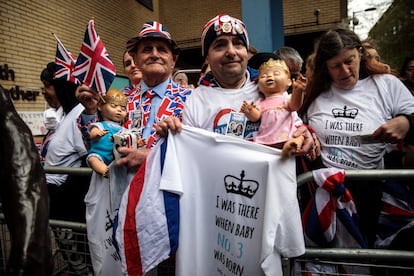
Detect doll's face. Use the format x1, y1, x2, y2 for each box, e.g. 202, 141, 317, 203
99, 102, 127, 123
258, 65, 292, 97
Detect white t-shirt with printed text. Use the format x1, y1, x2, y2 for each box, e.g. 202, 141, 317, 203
305, 74, 414, 169
183, 74, 259, 136
160, 126, 305, 276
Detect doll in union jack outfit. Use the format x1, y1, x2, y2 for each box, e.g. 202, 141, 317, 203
87, 88, 145, 177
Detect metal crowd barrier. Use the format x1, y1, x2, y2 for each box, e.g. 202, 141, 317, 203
1, 167, 414, 275
0, 213, 91, 275
286, 169, 414, 275
0, 167, 93, 275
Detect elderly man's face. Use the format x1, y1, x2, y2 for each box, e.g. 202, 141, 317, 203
135, 38, 177, 85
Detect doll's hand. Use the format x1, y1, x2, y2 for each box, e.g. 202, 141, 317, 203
281, 136, 305, 158
97, 129, 108, 137
292, 74, 307, 93
240, 101, 255, 113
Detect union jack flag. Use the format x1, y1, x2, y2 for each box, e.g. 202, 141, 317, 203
376, 179, 414, 248
73, 20, 116, 96
302, 168, 367, 249
300, 168, 368, 275
53, 33, 78, 83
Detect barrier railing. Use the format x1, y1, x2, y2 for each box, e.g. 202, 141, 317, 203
288, 168, 414, 275
2, 167, 414, 275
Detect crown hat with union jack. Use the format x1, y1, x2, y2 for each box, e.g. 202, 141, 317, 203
201, 14, 249, 58
126, 21, 179, 55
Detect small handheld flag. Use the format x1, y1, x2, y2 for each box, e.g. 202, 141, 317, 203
73, 20, 116, 96
52, 33, 78, 83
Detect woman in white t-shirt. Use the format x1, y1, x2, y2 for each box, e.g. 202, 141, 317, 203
299, 28, 414, 248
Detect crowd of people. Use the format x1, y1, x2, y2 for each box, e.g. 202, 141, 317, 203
34, 11, 414, 276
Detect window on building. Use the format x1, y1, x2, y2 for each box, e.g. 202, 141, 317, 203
137, 0, 153, 11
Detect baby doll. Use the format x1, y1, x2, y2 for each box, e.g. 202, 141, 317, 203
241, 58, 307, 158
87, 88, 145, 177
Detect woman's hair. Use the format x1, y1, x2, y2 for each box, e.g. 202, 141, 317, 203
53, 79, 79, 114
400, 56, 414, 78
122, 49, 129, 68
40, 62, 56, 84
299, 28, 388, 116
40, 61, 79, 114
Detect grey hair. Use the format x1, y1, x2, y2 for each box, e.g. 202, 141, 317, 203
273, 46, 303, 68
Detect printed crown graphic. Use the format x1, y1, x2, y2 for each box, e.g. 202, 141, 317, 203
332, 106, 358, 119
224, 170, 259, 198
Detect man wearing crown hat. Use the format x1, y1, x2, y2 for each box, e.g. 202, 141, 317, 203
157, 14, 316, 158
151, 14, 311, 275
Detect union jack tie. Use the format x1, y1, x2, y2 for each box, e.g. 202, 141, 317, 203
142, 89, 156, 128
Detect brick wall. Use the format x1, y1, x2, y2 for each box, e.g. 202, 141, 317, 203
284, 0, 344, 35
0, 0, 155, 112
0, 0, 345, 114
159, 1, 242, 49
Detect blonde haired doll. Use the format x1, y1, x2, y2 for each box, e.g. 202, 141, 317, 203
241, 58, 307, 157
87, 89, 145, 177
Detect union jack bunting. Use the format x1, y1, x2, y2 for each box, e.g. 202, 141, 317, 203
73, 20, 116, 96
299, 168, 368, 275
302, 168, 367, 249
53, 33, 78, 83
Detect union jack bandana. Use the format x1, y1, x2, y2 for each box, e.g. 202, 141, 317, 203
73, 20, 116, 96
126, 21, 178, 54
53, 33, 78, 83
140, 21, 172, 39
144, 79, 192, 147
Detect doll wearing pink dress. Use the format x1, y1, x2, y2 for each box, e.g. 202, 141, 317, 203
241, 58, 307, 157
